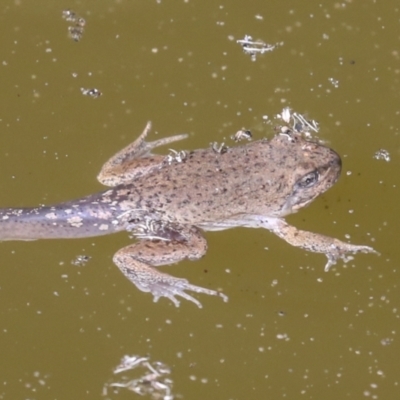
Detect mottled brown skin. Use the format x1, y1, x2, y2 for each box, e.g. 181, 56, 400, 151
0, 122, 377, 307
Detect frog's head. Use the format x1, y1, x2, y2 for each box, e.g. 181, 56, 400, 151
280, 137, 342, 215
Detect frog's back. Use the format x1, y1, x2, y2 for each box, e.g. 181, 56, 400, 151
129, 134, 341, 225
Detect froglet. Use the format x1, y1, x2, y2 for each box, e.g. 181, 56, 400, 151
0, 123, 377, 307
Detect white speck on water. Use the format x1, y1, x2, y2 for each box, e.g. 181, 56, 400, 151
329, 77, 339, 88
276, 333, 290, 340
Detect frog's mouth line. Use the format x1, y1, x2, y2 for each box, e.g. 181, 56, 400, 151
284, 196, 318, 215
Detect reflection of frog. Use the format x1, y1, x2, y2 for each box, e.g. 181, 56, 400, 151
0, 123, 377, 307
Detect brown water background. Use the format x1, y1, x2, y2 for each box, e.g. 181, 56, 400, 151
0, 1, 399, 399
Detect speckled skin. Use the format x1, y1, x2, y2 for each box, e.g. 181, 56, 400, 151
0, 122, 377, 307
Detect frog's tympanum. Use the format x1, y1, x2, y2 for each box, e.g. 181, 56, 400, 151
0, 123, 377, 307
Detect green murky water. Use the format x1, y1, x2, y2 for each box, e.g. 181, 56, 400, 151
0, 1, 398, 399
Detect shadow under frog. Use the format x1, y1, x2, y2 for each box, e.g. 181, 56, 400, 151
0, 123, 377, 307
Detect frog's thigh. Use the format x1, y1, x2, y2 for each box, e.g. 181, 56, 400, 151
116, 228, 207, 266
97, 121, 188, 186
113, 229, 226, 307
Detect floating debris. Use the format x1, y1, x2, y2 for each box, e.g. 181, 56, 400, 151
165, 149, 187, 165
62, 9, 86, 42
102, 355, 174, 400
328, 77, 339, 88
62, 9, 78, 23
80, 87, 102, 98
373, 149, 390, 162
71, 255, 91, 266
236, 35, 276, 61
380, 337, 393, 346
68, 25, 85, 42
280, 107, 291, 124
277, 107, 319, 135
211, 141, 228, 154
292, 112, 319, 133
231, 128, 252, 142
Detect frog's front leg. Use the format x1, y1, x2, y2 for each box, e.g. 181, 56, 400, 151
98, 121, 188, 186
113, 226, 228, 307
264, 218, 378, 271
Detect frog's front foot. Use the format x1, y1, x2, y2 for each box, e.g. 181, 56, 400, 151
266, 218, 379, 271
323, 242, 379, 272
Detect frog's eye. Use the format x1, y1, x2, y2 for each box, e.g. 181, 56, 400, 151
297, 171, 319, 188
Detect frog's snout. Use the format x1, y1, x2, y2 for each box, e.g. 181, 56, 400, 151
327, 148, 342, 183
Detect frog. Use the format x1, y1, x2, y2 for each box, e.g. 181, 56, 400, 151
0, 122, 377, 307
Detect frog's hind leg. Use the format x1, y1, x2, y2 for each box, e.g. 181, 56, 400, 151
97, 121, 188, 186
113, 226, 227, 307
